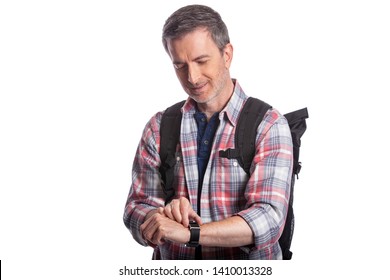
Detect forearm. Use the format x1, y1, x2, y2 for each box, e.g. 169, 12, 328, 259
141, 209, 254, 248
199, 216, 254, 247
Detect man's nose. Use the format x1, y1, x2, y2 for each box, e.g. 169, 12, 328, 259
187, 64, 201, 85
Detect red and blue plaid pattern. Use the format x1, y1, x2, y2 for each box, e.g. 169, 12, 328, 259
124, 80, 293, 259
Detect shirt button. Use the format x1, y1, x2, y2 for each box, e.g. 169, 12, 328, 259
233, 161, 238, 167
201, 118, 206, 122
204, 140, 209, 145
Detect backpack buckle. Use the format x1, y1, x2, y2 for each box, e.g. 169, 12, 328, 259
219, 148, 240, 159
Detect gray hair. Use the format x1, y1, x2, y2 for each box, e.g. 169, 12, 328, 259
162, 5, 230, 54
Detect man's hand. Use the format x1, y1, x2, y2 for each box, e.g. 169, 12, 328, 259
140, 207, 190, 246
163, 197, 202, 227
140, 198, 202, 247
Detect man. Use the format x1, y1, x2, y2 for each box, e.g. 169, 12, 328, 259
123, 4, 293, 260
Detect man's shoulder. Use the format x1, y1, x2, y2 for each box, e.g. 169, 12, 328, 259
162, 100, 186, 116
149, 99, 188, 130
241, 99, 290, 141
242, 97, 287, 126
265, 107, 288, 125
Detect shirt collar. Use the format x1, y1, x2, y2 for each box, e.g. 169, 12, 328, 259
181, 79, 248, 127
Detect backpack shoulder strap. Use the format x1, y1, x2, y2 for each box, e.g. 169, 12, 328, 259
219, 97, 271, 174
159, 100, 185, 205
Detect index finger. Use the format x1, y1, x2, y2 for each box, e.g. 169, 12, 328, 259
188, 209, 202, 226
180, 201, 190, 227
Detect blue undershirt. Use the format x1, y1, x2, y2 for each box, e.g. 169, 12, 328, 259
193, 110, 220, 259
194, 111, 220, 214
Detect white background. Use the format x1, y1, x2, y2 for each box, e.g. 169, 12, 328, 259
1, 0, 389, 279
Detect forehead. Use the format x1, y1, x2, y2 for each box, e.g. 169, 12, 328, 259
166, 28, 219, 60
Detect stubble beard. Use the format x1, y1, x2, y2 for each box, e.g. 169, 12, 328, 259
188, 68, 230, 106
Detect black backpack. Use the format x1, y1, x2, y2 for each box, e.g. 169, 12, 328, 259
159, 97, 308, 260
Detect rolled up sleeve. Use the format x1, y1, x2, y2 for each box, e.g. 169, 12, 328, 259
123, 113, 165, 246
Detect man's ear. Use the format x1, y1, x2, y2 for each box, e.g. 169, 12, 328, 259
223, 43, 233, 68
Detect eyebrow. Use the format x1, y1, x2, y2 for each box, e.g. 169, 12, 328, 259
173, 54, 211, 65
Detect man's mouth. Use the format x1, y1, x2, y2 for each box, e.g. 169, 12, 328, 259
189, 82, 207, 93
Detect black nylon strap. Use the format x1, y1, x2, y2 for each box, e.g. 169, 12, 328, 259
219, 97, 271, 175
159, 100, 185, 205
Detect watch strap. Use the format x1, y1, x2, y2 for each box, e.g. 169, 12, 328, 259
186, 221, 200, 247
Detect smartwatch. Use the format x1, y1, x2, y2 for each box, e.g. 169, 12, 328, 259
186, 221, 200, 247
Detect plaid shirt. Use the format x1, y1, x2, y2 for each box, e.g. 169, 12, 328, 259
124, 80, 293, 260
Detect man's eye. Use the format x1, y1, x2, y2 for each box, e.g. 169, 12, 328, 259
174, 64, 186, 70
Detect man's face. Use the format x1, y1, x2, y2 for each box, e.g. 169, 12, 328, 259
166, 28, 233, 105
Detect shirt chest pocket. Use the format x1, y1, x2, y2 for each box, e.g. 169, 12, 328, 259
208, 156, 249, 216
212, 156, 249, 191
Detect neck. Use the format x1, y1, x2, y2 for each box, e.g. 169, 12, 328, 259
197, 79, 235, 120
